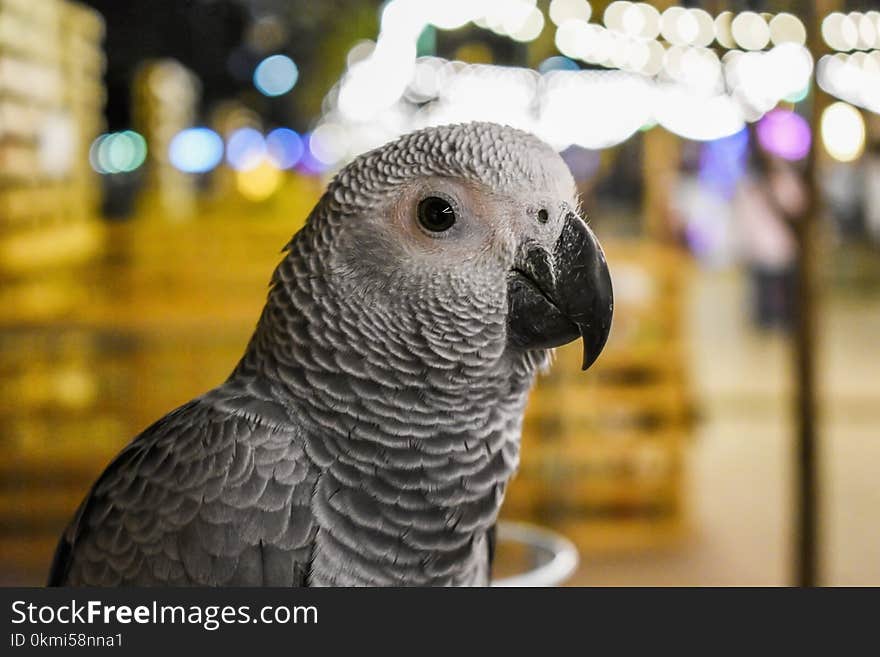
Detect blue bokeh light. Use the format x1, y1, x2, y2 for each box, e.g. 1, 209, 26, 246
538, 56, 580, 74
226, 127, 266, 171
699, 127, 750, 200
168, 128, 224, 174
253, 55, 299, 97
89, 131, 148, 174
266, 128, 304, 169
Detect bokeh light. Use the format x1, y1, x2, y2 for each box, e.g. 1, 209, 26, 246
624, 3, 660, 40
784, 84, 810, 104
699, 127, 750, 199
538, 55, 580, 74
714, 11, 736, 49
508, 6, 544, 43
858, 13, 879, 49
822, 12, 858, 52
732, 11, 770, 51
769, 13, 807, 46
297, 134, 333, 175
253, 54, 299, 97
554, 19, 592, 59
89, 131, 148, 174
308, 123, 348, 166
168, 128, 224, 174
88, 135, 108, 173
756, 108, 812, 161
816, 52, 880, 115
655, 89, 744, 142
346, 40, 375, 69
235, 159, 282, 201
820, 101, 866, 163
265, 128, 304, 169
603, 2, 628, 33
549, 0, 592, 26
560, 144, 600, 183
226, 127, 267, 171
39, 114, 76, 177
246, 15, 287, 53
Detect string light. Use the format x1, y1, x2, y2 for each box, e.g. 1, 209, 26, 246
732, 12, 770, 51
318, 2, 870, 167
548, 0, 591, 27
817, 52, 880, 114
714, 12, 736, 49
769, 13, 807, 46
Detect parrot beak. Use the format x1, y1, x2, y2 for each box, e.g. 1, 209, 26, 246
507, 211, 613, 370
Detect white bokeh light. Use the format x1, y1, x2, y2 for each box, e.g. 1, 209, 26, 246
821, 101, 866, 162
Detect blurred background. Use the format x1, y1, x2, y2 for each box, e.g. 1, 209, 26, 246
1, 0, 878, 586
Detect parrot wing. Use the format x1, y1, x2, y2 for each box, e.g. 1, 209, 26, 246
48, 390, 319, 586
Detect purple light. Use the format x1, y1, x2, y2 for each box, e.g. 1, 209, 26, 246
296, 133, 331, 175
266, 128, 304, 169
756, 109, 811, 161
699, 127, 749, 199
560, 145, 600, 183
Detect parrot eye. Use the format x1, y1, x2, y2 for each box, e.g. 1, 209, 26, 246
537, 209, 549, 224
417, 196, 456, 232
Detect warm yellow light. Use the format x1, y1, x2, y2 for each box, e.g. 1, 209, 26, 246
236, 158, 283, 201
821, 101, 866, 162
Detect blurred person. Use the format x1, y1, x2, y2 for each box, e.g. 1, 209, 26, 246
823, 161, 865, 241
666, 143, 737, 267
865, 141, 880, 244
733, 142, 806, 331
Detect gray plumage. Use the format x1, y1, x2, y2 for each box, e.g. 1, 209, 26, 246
49, 122, 612, 586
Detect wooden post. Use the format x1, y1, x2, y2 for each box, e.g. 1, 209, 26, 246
642, 0, 679, 241
642, 128, 680, 240
793, 0, 835, 588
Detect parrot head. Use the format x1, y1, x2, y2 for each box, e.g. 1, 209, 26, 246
308, 122, 613, 373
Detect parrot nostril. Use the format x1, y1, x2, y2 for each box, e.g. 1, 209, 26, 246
537, 209, 549, 224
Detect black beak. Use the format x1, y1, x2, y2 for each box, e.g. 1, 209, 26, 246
507, 211, 613, 370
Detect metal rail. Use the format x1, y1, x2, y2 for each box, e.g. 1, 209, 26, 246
491, 521, 579, 587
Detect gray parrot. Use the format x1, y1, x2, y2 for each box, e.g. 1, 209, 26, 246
48, 122, 613, 586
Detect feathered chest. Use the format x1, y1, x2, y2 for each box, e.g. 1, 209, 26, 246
301, 392, 527, 586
